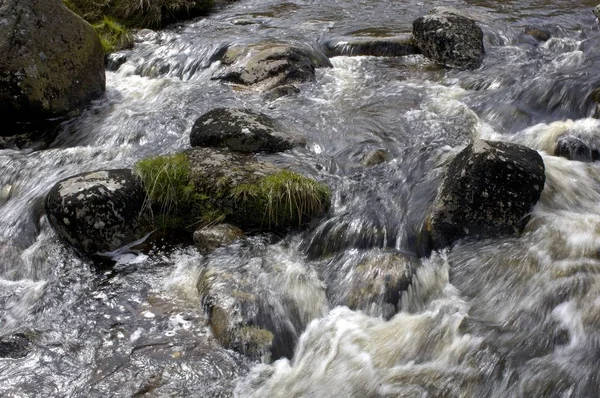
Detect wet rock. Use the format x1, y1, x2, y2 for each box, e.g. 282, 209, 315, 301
595, 5, 600, 20
523, 26, 551, 42
0, 0, 105, 131
554, 134, 600, 162
45, 169, 147, 255
322, 35, 420, 58
427, 140, 545, 251
412, 9, 484, 69
361, 149, 390, 167
190, 108, 306, 153
264, 84, 301, 100
324, 250, 415, 319
0, 333, 31, 359
193, 224, 244, 254
106, 52, 128, 72
213, 43, 332, 91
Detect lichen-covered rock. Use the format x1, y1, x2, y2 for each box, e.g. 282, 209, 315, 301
322, 250, 415, 320
412, 9, 484, 69
554, 134, 600, 162
45, 169, 147, 254
213, 43, 332, 91
193, 224, 244, 254
428, 140, 545, 251
322, 35, 420, 58
190, 108, 306, 153
0, 0, 105, 130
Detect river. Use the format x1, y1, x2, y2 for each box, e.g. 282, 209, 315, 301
2, 0, 600, 396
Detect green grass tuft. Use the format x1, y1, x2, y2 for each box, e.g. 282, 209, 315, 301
94, 17, 133, 53
231, 170, 330, 229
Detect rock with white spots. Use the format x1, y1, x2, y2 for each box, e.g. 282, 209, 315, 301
426, 140, 545, 251
190, 108, 305, 153
45, 169, 147, 254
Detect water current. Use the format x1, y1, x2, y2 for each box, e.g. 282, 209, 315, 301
2, 0, 600, 396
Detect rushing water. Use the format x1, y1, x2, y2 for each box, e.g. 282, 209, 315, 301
3, 0, 600, 396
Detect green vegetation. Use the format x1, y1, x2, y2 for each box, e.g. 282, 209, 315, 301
93, 17, 133, 53
63, 0, 215, 53
231, 170, 331, 229
135, 153, 330, 232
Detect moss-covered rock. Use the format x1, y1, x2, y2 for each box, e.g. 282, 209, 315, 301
134, 148, 330, 234
0, 0, 105, 129
94, 16, 134, 53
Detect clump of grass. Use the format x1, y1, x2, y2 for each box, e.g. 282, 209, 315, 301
64, 0, 214, 30
134, 153, 224, 230
94, 17, 134, 53
231, 170, 330, 229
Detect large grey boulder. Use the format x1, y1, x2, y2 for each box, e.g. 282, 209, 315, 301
0, 0, 105, 130
427, 140, 545, 251
45, 169, 146, 255
190, 108, 306, 153
412, 10, 484, 69
214, 43, 332, 92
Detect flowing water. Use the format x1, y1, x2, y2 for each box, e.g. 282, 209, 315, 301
2, 0, 600, 396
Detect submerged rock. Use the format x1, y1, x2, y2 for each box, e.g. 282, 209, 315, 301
554, 134, 600, 162
0, 0, 105, 132
0, 333, 31, 359
361, 149, 391, 167
213, 43, 332, 91
322, 35, 420, 57
323, 250, 415, 319
427, 140, 545, 251
193, 224, 244, 254
45, 169, 147, 255
190, 108, 306, 153
412, 9, 484, 69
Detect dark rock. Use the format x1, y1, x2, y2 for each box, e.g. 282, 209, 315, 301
193, 224, 244, 254
190, 108, 305, 153
322, 35, 420, 58
555, 134, 600, 162
428, 140, 545, 251
412, 10, 484, 69
0, 0, 105, 131
213, 43, 332, 91
361, 149, 390, 167
106, 52, 128, 72
45, 169, 147, 255
0, 333, 31, 359
264, 84, 301, 100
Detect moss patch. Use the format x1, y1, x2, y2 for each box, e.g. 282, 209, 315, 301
94, 17, 133, 53
64, 0, 214, 30
135, 152, 330, 233
231, 170, 331, 230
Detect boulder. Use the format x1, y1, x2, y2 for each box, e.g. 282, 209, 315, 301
361, 149, 391, 167
193, 224, 244, 254
412, 10, 484, 69
0, 0, 105, 131
213, 43, 332, 91
322, 35, 420, 58
45, 169, 147, 255
554, 134, 600, 162
190, 108, 306, 153
427, 140, 545, 251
